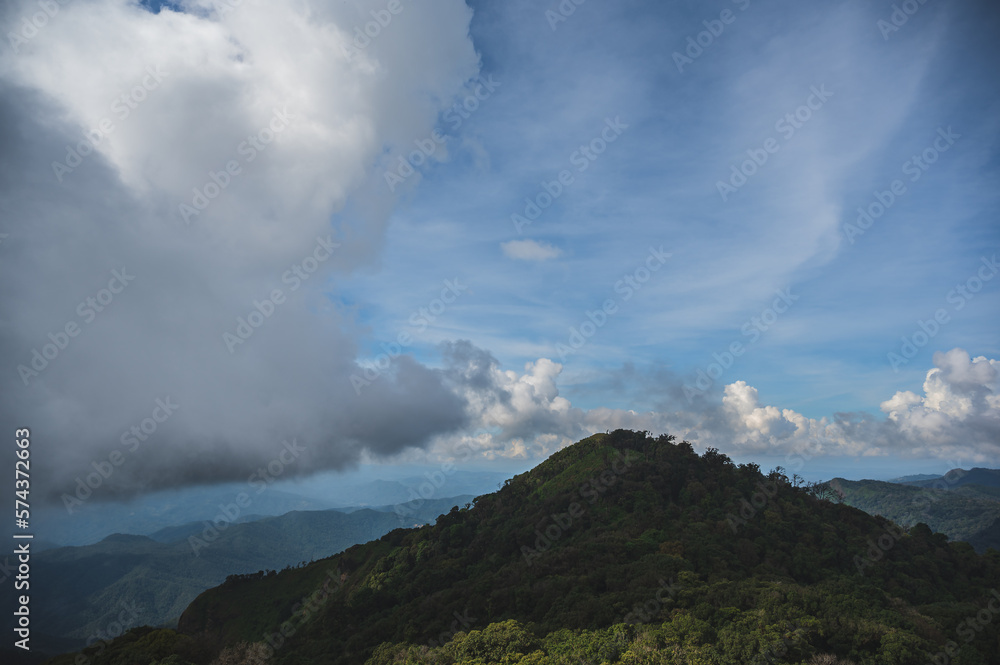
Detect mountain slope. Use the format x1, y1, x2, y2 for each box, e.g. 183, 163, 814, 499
33, 487, 335, 547
824, 477, 1000, 546
968, 516, 1000, 553
47, 431, 1000, 665
30, 497, 472, 646
902, 467, 1000, 489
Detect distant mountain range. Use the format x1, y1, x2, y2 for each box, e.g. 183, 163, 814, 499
886, 473, 941, 483
43, 431, 1000, 665
33, 469, 512, 547
33, 487, 334, 547
897, 467, 1000, 489
823, 467, 1000, 551
19, 496, 473, 655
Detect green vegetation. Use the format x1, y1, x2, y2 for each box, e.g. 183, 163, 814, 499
34, 498, 471, 644
823, 478, 1000, 547
45, 431, 1000, 665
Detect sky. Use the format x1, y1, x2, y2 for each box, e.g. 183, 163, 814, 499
1, 0, 999, 512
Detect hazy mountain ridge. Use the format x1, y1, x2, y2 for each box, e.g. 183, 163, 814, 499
823, 472, 1000, 550
27, 497, 473, 650
33, 468, 509, 547
34, 487, 334, 547
899, 467, 1000, 489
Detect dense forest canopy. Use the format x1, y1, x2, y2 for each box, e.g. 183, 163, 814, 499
44, 431, 1000, 665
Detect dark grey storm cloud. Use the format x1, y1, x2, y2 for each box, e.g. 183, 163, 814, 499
0, 0, 482, 504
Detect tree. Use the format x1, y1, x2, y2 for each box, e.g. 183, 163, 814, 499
210, 641, 271, 665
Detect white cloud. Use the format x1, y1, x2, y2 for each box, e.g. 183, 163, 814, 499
0, 0, 483, 500
878, 349, 999, 456
435, 344, 999, 467
501, 239, 562, 261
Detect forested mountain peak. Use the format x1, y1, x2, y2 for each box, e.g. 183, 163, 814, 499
47, 430, 1000, 665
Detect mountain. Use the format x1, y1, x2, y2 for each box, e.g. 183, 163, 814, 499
32, 486, 334, 547
25, 496, 473, 651
33, 469, 513, 548
886, 473, 941, 483
147, 515, 268, 544
968, 516, 1000, 553
46, 431, 1000, 665
900, 467, 1000, 489
823, 477, 1000, 547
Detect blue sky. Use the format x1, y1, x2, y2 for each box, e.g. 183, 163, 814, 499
336, 0, 1000, 464
1, 0, 998, 505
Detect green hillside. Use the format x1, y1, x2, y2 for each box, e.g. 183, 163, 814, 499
45, 431, 1000, 665
824, 478, 1000, 547
32, 497, 472, 645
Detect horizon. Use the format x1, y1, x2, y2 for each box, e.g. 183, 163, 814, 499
33, 443, 992, 549
1, 0, 998, 518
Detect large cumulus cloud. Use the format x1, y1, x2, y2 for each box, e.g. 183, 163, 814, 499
433, 343, 999, 465
0, 0, 480, 501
